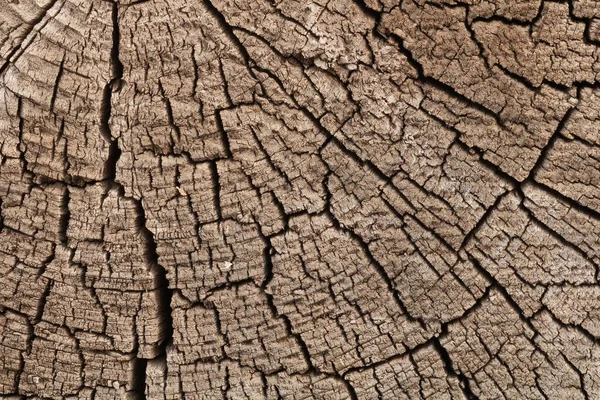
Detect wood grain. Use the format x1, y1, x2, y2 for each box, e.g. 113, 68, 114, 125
0, 0, 599, 398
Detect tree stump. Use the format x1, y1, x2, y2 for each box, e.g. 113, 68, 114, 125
1, 0, 599, 398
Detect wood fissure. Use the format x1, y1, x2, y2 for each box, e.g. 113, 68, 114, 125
1, 0, 600, 398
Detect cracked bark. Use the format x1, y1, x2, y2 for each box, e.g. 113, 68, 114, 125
1, 0, 600, 398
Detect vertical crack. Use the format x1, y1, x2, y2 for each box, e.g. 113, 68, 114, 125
130, 355, 148, 400
99, 0, 124, 146
58, 185, 70, 243
433, 339, 481, 400
49, 54, 65, 115
522, 102, 577, 184
109, 0, 124, 81
210, 161, 223, 221
104, 138, 121, 182
158, 81, 182, 145
133, 199, 174, 359
99, 2, 173, 398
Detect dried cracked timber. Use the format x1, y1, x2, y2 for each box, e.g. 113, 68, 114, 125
0, 0, 599, 398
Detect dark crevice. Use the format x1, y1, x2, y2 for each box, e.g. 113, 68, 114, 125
210, 161, 223, 221
323, 171, 428, 329
539, 306, 600, 346
452, 138, 520, 185
100, 0, 124, 145
249, 126, 294, 189
466, 254, 533, 324
158, 81, 182, 145
433, 339, 481, 400
532, 372, 549, 400
133, 198, 174, 357
33, 280, 53, 324
109, 0, 124, 80
130, 358, 148, 400
217, 58, 234, 107
583, 18, 600, 45
561, 130, 600, 148
204, 278, 255, 298
203, 0, 250, 62
260, 237, 318, 374
102, 2, 172, 398
58, 185, 70, 243
16, 96, 32, 179
568, 1, 600, 46
49, 55, 65, 115
223, 18, 471, 257
99, 80, 115, 144
222, 365, 231, 400
0, 0, 60, 76
13, 316, 34, 395
522, 100, 577, 183
253, 57, 472, 257
104, 138, 121, 182
384, 31, 516, 132
344, 379, 360, 400
351, 0, 381, 20
469, 12, 541, 28
528, 180, 600, 221
519, 199, 600, 279
464, 15, 571, 93
459, 190, 509, 250
562, 356, 590, 400
340, 285, 493, 378
260, 239, 275, 291
4, 0, 599, 397
260, 371, 268, 398
274, 386, 283, 400
126, 0, 151, 6
214, 110, 233, 158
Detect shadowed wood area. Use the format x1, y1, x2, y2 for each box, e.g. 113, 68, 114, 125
1, 0, 600, 398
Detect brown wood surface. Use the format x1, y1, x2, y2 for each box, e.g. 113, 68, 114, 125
1, 0, 600, 398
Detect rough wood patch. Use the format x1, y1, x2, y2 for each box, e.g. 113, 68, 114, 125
1, 0, 599, 398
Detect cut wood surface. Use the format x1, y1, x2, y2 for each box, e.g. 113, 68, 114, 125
1, 0, 599, 398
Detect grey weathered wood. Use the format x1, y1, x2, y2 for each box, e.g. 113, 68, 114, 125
1, 0, 600, 398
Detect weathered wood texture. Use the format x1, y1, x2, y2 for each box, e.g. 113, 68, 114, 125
1, 0, 600, 398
